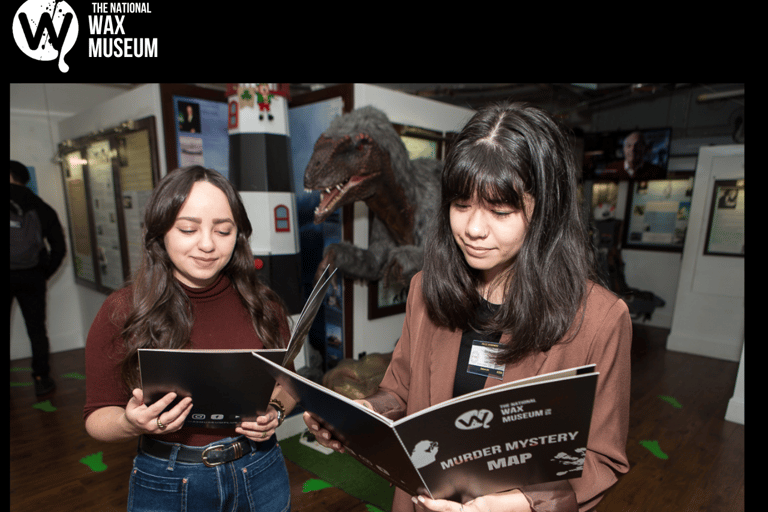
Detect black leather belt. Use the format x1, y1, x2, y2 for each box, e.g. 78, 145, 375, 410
139, 436, 254, 468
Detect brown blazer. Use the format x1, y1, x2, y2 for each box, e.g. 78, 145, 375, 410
378, 273, 632, 512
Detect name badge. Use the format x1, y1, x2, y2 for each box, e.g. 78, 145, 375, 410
467, 340, 505, 380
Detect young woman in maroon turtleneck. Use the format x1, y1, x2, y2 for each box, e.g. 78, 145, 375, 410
84, 166, 295, 512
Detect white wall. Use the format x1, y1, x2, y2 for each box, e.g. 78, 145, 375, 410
725, 345, 744, 425
10, 83, 127, 360
349, 84, 475, 357
667, 145, 744, 362
56, 84, 169, 350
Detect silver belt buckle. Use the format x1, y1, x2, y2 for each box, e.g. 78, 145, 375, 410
201, 444, 226, 467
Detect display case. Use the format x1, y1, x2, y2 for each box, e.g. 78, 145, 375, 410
59, 116, 161, 293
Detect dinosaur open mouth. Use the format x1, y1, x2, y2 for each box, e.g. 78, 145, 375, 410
312, 174, 370, 222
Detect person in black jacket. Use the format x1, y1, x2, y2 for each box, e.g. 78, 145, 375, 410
10, 160, 66, 396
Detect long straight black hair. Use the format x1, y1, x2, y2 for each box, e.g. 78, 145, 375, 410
422, 102, 599, 364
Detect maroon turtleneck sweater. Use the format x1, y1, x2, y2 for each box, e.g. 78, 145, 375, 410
83, 274, 289, 447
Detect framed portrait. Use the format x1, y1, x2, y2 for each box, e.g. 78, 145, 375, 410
704, 179, 744, 257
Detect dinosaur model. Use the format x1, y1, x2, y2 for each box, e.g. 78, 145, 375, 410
304, 106, 441, 289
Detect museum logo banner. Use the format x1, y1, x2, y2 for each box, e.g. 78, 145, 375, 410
11, 0, 161, 74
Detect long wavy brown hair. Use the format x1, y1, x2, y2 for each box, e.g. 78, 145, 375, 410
117, 166, 288, 390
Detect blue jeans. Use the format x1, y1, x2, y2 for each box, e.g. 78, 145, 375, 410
127, 436, 290, 512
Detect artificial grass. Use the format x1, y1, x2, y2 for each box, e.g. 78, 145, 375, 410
280, 431, 394, 511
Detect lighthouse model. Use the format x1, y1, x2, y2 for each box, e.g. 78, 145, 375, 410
227, 83, 303, 314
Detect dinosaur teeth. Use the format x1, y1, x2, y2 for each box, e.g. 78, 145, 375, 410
313, 175, 370, 222
318, 183, 347, 195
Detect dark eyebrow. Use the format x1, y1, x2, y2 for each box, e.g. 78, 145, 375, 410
176, 216, 235, 225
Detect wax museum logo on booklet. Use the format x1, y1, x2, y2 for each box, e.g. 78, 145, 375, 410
454, 409, 494, 430
408, 399, 587, 476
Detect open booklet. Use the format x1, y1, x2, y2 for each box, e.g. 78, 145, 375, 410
138, 266, 336, 428
252, 351, 598, 501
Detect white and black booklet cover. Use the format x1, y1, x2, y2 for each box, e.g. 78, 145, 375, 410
138, 266, 337, 428
252, 351, 598, 500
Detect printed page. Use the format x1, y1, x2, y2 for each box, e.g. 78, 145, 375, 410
139, 349, 285, 428
252, 351, 429, 496
393, 370, 598, 500
138, 270, 336, 429
397, 365, 595, 423
282, 266, 337, 366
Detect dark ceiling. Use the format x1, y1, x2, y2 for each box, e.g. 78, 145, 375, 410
213, 83, 744, 128
108, 82, 744, 130
288, 82, 676, 114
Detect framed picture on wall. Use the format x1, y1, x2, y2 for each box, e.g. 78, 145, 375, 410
704, 179, 744, 257
583, 128, 671, 181
623, 178, 695, 252
159, 84, 228, 174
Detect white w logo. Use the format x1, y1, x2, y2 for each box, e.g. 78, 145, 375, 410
12, 0, 79, 73
454, 409, 494, 430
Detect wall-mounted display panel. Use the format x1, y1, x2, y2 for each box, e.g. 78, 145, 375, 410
624, 178, 695, 252
172, 95, 230, 176
59, 116, 160, 293
159, 84, 227, 175
704, 179, 745, 257
61, 150, 96, 284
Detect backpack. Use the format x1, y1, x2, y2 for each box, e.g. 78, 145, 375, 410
10, 199, 45, 270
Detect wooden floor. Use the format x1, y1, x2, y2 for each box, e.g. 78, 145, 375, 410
10, 325, 743, 511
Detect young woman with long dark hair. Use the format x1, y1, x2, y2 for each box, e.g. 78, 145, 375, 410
85, 166, 294, 512
305, 103, 631, 512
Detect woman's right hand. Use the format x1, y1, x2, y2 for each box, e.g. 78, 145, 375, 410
303, 411, 345, 452
303, 399, 372, 453
124, 388, 193, 435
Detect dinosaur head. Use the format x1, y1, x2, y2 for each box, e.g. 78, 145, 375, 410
304, 132, 392, 224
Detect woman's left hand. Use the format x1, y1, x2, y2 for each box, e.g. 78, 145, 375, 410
413, 490, 531, 511
236, 407, 279, 442
413, 496, 488, 512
